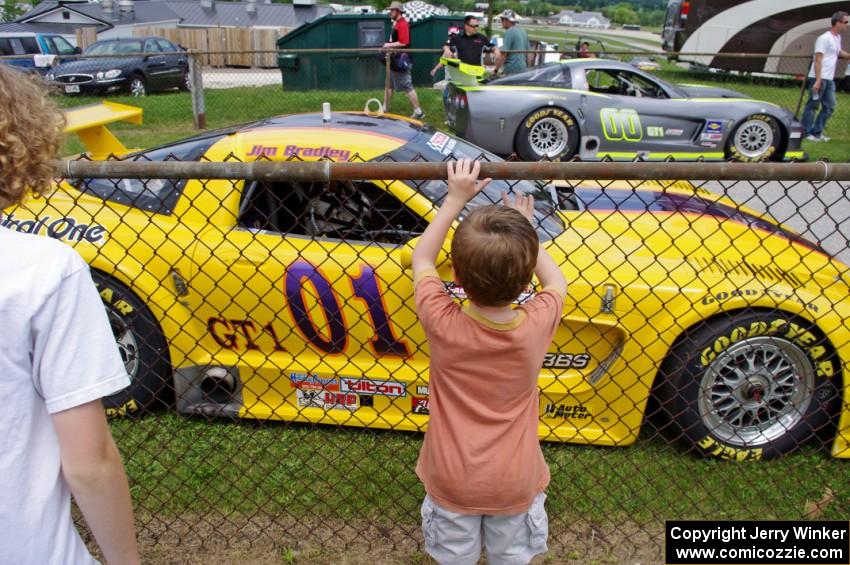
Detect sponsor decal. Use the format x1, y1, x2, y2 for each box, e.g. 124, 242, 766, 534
700, 132, 723, 142
705, 119, 725, 132
248, 144, 351, 161
543, 403, 591, 420
296, 389, 359, 410
646, 126, 664, 137
340, 377, 406, 397
289, 372, 338, 391
427, 132, 457, 155
412, 396, 430, 415
542, 353, 590, 369
665, 128, 684, 136
1, 213, 108, 244
416, 385, 430, 396
700, 141, 717, 148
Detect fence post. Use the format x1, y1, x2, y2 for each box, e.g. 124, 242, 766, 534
189, 53, 207, 130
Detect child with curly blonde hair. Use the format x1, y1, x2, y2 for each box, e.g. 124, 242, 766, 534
0, 65, 140, 564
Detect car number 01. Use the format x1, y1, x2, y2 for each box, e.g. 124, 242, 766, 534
600, 108, 643, 142
284, 261, 410, 357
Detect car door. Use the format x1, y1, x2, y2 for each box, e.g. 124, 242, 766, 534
189, 178, 428, 426
155, 38, 187, 88
580, 66, 706, 159
141, 39, 168, 90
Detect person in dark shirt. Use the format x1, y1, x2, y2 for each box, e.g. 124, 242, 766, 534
431, 15, 501, 76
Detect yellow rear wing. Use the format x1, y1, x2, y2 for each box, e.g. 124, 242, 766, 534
63, 101, 143, 160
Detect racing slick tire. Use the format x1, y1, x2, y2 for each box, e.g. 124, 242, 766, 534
91, 271, 172, 417
657, 312, 840, 460
726, 115, 781, 162
514, 107, 579, 161
128, 75, 147, 97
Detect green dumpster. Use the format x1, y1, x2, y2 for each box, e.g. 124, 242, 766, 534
276, 14, 392, 91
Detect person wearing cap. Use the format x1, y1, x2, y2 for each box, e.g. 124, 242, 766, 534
431, 16, 501, 76
382, 0, 425, 120
493, 9, 528, 75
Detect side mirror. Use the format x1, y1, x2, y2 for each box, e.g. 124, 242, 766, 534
73, 46, 82, 54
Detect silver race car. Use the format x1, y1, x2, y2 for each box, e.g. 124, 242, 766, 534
444, 59, 805, 162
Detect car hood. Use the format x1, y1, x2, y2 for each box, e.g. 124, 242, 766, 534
678, 85, 749, 99
53, 57, 138, 74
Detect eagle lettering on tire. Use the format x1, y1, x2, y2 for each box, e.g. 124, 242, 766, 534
657, 312, 840, 460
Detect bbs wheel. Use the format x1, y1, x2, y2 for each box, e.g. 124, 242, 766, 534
726, 114, 781, 162
658, 312, 839, 460
129, 75, 147, 97
92, 272, 172, 416
514, 107, 579, 161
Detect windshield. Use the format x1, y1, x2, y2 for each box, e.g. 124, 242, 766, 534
384, 130, 565, 241
84, 40, 144, 56
486, 62, 569, 86
73, 132, 230, 214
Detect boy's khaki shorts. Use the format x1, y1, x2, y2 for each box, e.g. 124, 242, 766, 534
420, 492, 548, 565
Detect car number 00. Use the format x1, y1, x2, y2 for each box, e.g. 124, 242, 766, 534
600, 108, 643, 142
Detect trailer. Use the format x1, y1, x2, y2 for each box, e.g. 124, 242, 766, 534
662, 0, 850, 76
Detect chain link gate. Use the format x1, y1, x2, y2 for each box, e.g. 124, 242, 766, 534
11, 157, 846, 563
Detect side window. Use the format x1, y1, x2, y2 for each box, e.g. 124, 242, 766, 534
615, 71, 667, 98
0, 39, 12, 55
20, 37, 39, 54
585, 69, 619, 94
144, 40, 162, 53
52, 36, 77, 55
157, 39, 178, 53
239, 180, 427, 244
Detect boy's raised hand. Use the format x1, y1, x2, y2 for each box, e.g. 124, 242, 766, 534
446, 159, 491, 206
501, 191, 535, 223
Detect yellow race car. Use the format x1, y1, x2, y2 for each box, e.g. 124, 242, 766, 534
7, 102, 850, 460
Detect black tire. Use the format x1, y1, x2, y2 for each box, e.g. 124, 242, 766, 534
725, 114, 781, 162
657, 312, 840, 460
179, 69, 191, 92
128, 74, 146, 97
91, 271, 172, 416
514, 107, 579, 161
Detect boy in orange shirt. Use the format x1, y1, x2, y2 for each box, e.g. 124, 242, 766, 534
411, 159, 567, 564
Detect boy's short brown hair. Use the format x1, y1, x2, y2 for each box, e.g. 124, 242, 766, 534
0, 65, 65, 209
451, 204, 539, 307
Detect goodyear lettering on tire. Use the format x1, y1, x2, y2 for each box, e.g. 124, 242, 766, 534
525, 108, 574, 129
700, 319, 835, 378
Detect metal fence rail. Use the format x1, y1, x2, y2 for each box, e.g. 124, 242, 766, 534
12, 158, 849, 562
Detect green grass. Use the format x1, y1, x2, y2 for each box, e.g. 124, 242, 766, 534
59, 77, 850, 162
111, 413, 850, 525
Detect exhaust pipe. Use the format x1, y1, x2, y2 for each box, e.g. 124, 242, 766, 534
200, 366, 238, 404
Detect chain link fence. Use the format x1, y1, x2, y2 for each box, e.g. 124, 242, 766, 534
9, 154, 848, 562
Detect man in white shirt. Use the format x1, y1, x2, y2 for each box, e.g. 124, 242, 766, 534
802, 11, 850, 141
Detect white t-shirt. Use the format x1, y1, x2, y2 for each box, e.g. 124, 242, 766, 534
809, 30, 842, 80
0, 226, 130, 564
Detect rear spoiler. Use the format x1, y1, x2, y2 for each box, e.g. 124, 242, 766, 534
63, 101, 143, 160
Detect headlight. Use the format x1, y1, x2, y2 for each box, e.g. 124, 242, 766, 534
95, 69, 122, 79
46, 71, 55, 80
